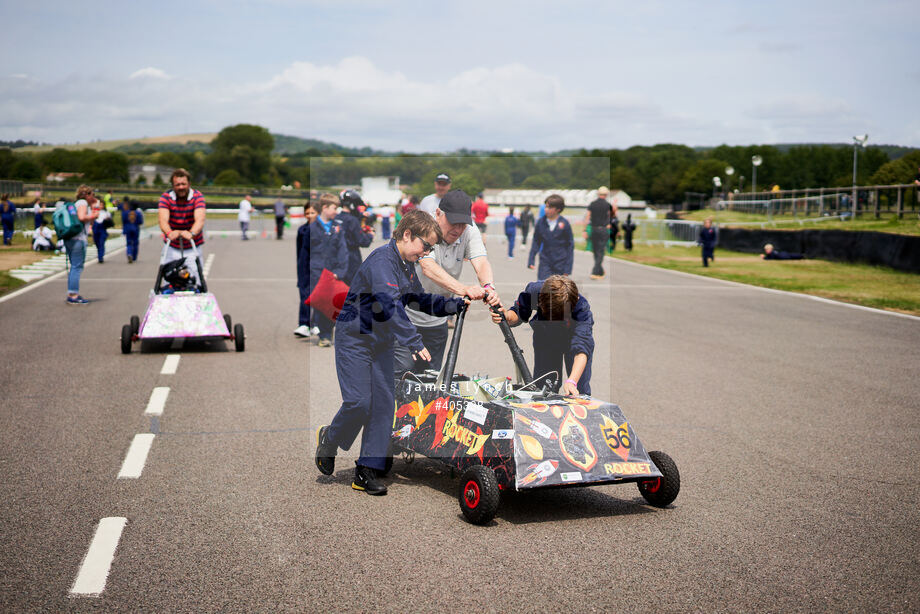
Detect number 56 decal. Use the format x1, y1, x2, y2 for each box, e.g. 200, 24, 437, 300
600, 415, 631, 462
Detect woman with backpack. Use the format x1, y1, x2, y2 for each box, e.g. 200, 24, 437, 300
65, 185, 99, 305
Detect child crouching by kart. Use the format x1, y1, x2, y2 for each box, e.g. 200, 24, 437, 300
315, 210, 467, 496
491, 275, 595, 396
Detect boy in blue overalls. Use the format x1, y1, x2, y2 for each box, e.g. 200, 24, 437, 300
492, 275, 594, 396
697, 217, 717, 267
123, 205, 144, 263
294, 202, 317, 337
528, 194, 574, 278
315, 209, 465, 496
309, 194, 349, 347
504, 206, 518, 259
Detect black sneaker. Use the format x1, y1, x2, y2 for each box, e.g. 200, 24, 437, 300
352, 464, 387, 496
315, 425, 336, 475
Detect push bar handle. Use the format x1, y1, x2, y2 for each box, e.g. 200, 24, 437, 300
490, 305, 534, 385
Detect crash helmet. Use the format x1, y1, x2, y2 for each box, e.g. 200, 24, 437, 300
339, 189, 365, 211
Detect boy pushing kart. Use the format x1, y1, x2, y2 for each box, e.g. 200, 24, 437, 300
315, 210, 468, 496
491, 275, 595, 396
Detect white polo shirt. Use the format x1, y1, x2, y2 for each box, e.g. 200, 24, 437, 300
406, 223, 487, 327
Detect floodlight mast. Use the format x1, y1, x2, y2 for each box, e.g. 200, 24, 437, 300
751, 155, 763, 195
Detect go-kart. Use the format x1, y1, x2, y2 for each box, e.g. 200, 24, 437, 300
120, 240, 244, 353
388, 303, 680, 525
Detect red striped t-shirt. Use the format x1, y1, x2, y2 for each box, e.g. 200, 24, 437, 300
159, 188, 206, 247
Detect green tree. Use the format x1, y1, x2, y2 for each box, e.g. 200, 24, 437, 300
214, 169, 242, 186
11, 156, 43, 181
449, 172, 482, 198
870, 150, 920, 185
0, 149, 17, 178
83, 151, 129, 182
677, 158, 732, 195
206, 124, 274, 184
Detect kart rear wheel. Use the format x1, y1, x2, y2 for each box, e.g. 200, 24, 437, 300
130, 315, 140, 335
638, 451, 680, 508
121, 324, 132, 354
223, 313, 232, 332
458, 465, 500, 525
234, 323, 245, 352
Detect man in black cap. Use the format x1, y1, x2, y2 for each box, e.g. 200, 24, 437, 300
418, 172, 452, 216
394, 189, 501, 375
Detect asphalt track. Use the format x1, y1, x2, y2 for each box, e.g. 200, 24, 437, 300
1, 219, 919, 612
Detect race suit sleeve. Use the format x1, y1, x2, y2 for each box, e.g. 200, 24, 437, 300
561, 220, 574, 275
369, 264, 424, 352
569, 297, 595, 359
330, 230, 349, 280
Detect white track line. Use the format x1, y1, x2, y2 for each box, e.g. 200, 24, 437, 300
117, 434, 155, 479
202, 253, 215, 278
70, 517, 127, 596
160, 354, 180, 375
144, 387, 170, 416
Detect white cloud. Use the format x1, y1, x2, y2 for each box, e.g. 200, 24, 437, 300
129, 67, 171, 80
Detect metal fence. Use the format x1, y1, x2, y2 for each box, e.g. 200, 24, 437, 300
634, 218, 701, 245
718, 183, 920, 219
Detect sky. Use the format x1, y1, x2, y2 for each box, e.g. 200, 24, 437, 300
1, 0, 917, 152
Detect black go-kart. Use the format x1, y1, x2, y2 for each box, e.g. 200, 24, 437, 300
387, 303, 680, 525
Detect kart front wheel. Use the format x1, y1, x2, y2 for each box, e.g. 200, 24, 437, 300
458, 465, 500, 525
223, 313, 232, 332
121, 324, 132, 354
638, 450, 680, 508
234, 323, 245, 352
130, 315, 140, 335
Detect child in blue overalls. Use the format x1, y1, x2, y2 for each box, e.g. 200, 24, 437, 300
123, 206, 144, 263
315, 209, 465, 496
309, 194, 349, 347
528, 194, 574, 278
1, 195, 16, 245
294, 203, 317, 337
698, 217, 717, 267
504, 206, 518, 258
492, 275, 594, 396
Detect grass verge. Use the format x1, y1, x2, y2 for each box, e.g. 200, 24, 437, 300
613, 243, 920, 316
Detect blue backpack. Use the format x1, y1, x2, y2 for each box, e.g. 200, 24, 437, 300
52, 202, 83, 240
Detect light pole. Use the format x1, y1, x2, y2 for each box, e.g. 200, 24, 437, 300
751, 155, 762, 196
852, 134, 868, 219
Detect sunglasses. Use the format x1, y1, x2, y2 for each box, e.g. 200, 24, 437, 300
413, 234, 435, 254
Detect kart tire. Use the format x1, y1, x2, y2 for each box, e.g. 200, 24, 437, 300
234, 323, 245, 352
638, 450, 680, 508
223, 313, 232, 332
121, 324, 132, 354
130, 315, 140, 335
459, 465, 500, 525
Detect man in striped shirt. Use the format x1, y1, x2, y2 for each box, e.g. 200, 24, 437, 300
158, 168, 206, 287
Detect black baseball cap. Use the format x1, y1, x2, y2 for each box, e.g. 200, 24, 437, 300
435, 173, 451, 183
438, 189, 472, 225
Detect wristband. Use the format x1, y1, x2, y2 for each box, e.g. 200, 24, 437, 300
565, 378, 577, 386
482, 283, 494, 292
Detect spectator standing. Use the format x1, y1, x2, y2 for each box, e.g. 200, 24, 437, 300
238, 195, 254, 240
698, 218, 717, 267
103, 190, 116, 216
91, 199, 111, 263
401, 194, 419, 217
157, 168, 206, 286
1, 195, 16, 245
418, 173, 451, 216
336, 190, 374, 284
123, 205, 144, 263
33, 198, 43, 229
504, 206, 518, 259
378, 203, 394, 240
519, 205, 534, 247
294, 202, 318, 337
471, 193, 489, 235
528, 194, 574, 278
394, 190, 500, 376
117, 196, 132, 227
622, 213, 636, 252
65, 185, 99, 304
273, 197, 287, 239
583, 186, 612, 279
32, 217, 54, 251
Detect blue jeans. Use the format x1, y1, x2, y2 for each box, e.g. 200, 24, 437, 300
64, 237, 86, 294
